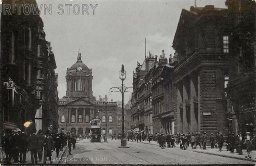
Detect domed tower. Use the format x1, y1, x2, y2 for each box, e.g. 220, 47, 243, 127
66, 52, 93, 98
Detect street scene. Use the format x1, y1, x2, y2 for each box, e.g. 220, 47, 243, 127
0, 0, 256, 165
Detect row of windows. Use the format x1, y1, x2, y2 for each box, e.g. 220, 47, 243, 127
101, 115, 113, 123
102, 129, 113, 135
61, 114, 90, 123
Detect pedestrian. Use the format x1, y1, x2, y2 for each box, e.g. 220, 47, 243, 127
229, 132, 236, 153
195, 132, 201, 149
148, 134, 153, 143
10, 130, 20, 163
2, 130, 11, 164
54, 133, 62, 158
191, 134, 195, 149
236, 133, 243, 155
28, 132, 39, 164
215, 132, 220, 148
218, 133, 224, 152
170, 135, 175, 148
37, 130, 44, 162
18, 131, 28, 163
67, 132, 73, 155
166, 133, 171, 148
201, 132, 207, 150
71, 133, 76, 149
244, 132, 252, 159
43, 131, 54, 164
187, 132, 191, 147
210, 133, 215, 149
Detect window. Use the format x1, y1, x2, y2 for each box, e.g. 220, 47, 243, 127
37, 45, 41, 57
10, 32, 15, 64
109, 116, 112, 122
71, 109, 76, 123
78, 115, 83, 123
28, 28, 31, 50
71, 115, 75, 123
102, 129, 106, 134
37, 69, 43, 79
109, 129, 113, 135
223, 36, 229, 53
102, 116, 106, 122
36, 90, 42, 100
85, 115, 89, 123
224, 76, 229, 89
61, 115, 65, 123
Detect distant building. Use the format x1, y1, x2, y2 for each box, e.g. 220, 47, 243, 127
58, 54, 120, 137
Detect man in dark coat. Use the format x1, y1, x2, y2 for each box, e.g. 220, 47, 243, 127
67, 132, 73, 155
195, 132, 201, 149
18, 132, 28, 163
37, 130, 44, 162
218, 133, 224, 152
166, 133, 171, 148
43, 131, 54, 164
28, 132, 39, 164
54, 134, 62, 158
210, 133, 215, 149
201, 132, 207, 150
2, 130, 11, 164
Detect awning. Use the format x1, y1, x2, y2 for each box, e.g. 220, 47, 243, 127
3, 122, 17, 130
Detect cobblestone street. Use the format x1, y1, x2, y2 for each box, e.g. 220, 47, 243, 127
61, 139, 255, 165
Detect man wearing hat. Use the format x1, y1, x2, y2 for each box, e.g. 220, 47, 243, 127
201, 132, 207, 150
244, 132, 252, 159
210, 133, 215, 149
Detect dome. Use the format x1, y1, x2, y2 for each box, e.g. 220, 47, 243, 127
68, 52, 90, 71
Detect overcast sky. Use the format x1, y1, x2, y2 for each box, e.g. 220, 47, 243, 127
36, 0, 226, 103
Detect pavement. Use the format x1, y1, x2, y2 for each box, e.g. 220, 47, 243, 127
60, 139, 255, 165
138, 140, 256, 162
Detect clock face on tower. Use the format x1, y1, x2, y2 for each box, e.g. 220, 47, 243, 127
77, 67, 82, 71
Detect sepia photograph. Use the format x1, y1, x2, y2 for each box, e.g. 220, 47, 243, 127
0, 0, 256, 165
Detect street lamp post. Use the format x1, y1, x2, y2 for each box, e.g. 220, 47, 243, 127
110, 65, 132, 148
120, 65, 126, 147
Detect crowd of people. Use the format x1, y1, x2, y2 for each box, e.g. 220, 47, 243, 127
1, 129, 77, 164
127, 131, 256, 159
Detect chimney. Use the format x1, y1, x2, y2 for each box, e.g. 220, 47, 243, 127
105, 95, 108, 102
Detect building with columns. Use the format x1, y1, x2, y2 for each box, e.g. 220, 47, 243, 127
58, 54, 120, 137
173, 5, 230, 135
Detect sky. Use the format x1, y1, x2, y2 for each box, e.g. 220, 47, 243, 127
36, 0, 226, 104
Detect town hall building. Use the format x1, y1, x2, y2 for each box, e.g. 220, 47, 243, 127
58, 53, 120, 137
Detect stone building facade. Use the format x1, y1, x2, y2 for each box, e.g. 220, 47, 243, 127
130, 52, 177, 135
152, 52, 176, 134
173, 5, 230, 134
131, 53, 156, 133
1, 0, 58, 133
225, 0, 256, 136
58, 54, 120, 137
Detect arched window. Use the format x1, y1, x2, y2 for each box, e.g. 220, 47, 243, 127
102, 116, 106, 122
61, 115, 65, 123
109, 116, 112, 122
